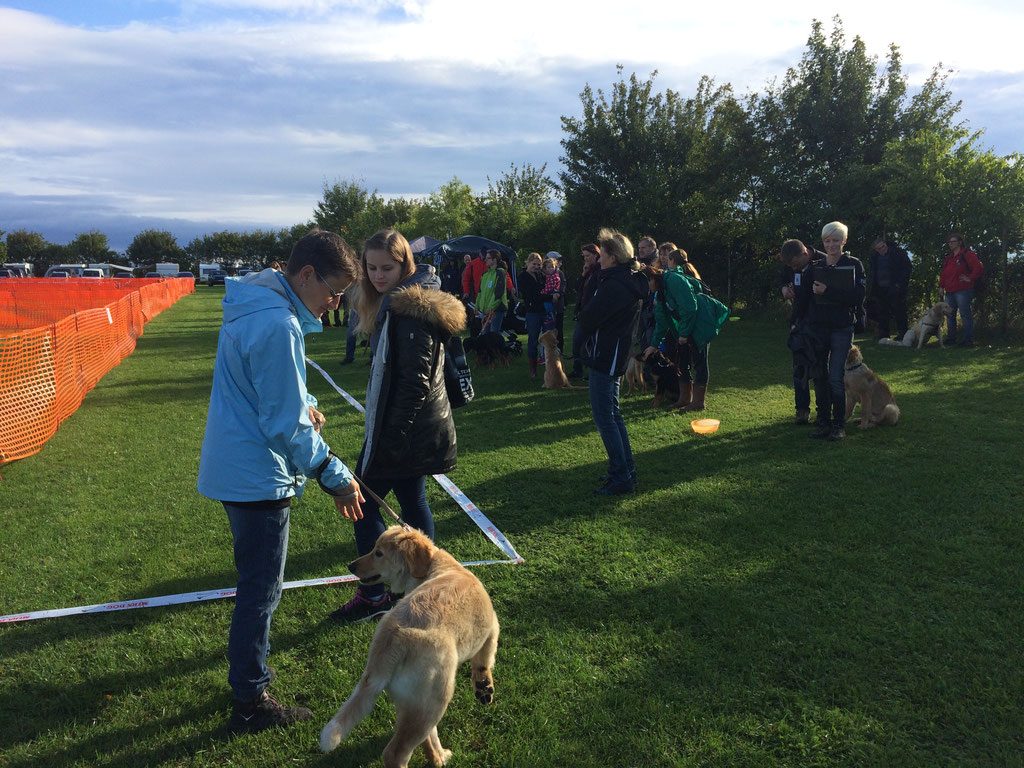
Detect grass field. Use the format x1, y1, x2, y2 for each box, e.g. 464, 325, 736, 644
1, 286, 1022, 767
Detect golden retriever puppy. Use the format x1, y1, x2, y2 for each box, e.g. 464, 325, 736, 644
320, 527, 499, 768
538, 329, 579, 389
620, 353, 646, 396
880, 302, 953, 348
844, 345, 900, 428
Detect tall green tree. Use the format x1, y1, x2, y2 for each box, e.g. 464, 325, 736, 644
67, 230, 115, 262
126, 229, 184, 267
413, 177, 477, 241
475, 162, 557, 247
5, 230, 49, 269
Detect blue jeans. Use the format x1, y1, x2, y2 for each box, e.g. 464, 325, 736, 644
588, 370, 635, 486
344, 308, 359, 360
224, 501, 290, 701
483, 309, 505, 334
945, 289, 974, 342
525, 312, 544, 359
352, 474, 434, 598
811, 325, 854, 427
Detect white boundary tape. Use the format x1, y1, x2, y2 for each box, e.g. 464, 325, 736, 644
1, 358, 521, 624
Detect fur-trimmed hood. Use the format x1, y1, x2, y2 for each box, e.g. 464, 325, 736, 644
390, 284, 466, 337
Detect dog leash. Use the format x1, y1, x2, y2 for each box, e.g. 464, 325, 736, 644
352, 473, 410, 530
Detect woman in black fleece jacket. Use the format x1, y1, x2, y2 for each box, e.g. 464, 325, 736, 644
791, 221, 865, 442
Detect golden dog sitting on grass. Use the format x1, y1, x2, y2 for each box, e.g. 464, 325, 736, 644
539, 329, 581, 389
844, 345, 900, 428
320, 526, 499, 768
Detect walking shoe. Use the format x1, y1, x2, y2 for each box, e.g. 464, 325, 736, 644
228, 690, 312, 735
329, 589, 393, 624
600, 470, 638, 485
794, 409, 810, 425
594, 480, 635, 495
339, 357, 354, 366
827, 426, 846, 442
809, 423, 831, 440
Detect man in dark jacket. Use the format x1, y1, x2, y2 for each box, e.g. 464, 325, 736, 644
867, 238, 912, 340
579, 229, 649, 494
570, 243, 601, 378
780, 238, 824, 424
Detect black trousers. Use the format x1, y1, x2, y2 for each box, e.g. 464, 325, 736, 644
871, 286, 908, 338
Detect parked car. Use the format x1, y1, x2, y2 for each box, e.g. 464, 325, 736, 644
145, 271, 161, 278
237, 268, 254, 277
48, 270, 70, 278
207, 270, 228, 286
0, 269, 14, 278
82, 268, 104, 278
176, 271, 195, 278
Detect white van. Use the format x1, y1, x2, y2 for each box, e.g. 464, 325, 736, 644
155, 262, 180, 277
45, 263, 87, 277
3, 262, 32, 277
199, 263, 222, 281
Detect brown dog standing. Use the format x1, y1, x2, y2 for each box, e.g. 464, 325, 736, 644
539, 329, 580, 389
844, 345, 900, 428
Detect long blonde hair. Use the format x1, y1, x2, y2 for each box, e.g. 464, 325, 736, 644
354, 228, 417, 335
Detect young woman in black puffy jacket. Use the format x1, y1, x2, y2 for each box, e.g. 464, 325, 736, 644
330, 229, 466, 623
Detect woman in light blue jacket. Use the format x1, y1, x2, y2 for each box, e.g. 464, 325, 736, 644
198, 230, 363, 735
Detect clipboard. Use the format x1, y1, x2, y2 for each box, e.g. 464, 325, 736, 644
813, 265, 855, 304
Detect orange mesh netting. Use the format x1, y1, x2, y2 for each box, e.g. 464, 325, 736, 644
0, 277, 194, 466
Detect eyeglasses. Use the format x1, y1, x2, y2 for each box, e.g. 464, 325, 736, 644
315, 271, 344, 301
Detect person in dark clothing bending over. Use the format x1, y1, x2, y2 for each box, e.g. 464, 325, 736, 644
868, 238, 912, 341
791, 221, 865, 442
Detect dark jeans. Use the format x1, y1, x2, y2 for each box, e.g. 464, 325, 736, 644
588, 369, 635, 486
571, 320, 585, 375
224, 501, 290, 701
525, 312, 544, 358
811, 325, 854, 428
352, 474, 434, 598
871, 286, 908, 338
343, 309, 359, 361
483, 309, 505, 334
945, 289, 975, 342
792, 352, 811, 411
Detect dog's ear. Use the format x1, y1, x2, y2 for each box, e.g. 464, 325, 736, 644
399, 532, 433, 579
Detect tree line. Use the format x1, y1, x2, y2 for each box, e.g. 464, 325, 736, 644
3, 18, 1021, 330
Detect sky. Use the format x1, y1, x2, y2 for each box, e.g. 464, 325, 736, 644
1, 0, 1022, 252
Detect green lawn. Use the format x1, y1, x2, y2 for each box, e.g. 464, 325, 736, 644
1, 286, 1022, 767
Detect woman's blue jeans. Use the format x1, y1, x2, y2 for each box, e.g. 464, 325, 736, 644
811, 325, 854, 427
352, 474, 434, 598
588, 369, 635, 485
525, 312, 543, 358
224, 501, 290, 701
483, 310, 505, 334
945, 289, 974, 342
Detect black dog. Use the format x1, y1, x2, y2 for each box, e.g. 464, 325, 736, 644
642, 350, 680, 407
463, 332, 510, 369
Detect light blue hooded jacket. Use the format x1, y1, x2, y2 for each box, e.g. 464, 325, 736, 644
197, 268, 353, 502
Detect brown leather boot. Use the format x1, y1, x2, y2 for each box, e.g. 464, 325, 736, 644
683, 385, 707, 411
671, 381, 693, 409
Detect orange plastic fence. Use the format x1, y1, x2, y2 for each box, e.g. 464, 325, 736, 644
0, 277, 195, 465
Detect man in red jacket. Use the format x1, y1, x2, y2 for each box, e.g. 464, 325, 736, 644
938, 231, 984, 347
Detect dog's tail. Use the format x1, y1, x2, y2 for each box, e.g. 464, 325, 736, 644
878, 334, 914, 347
319, 629, 406, 753
879, 403, 900, 425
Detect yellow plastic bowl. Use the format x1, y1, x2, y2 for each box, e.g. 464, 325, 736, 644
690, 418, 720, 434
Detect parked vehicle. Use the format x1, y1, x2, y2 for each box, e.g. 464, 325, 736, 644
44, 264, 86, 277
82, 268, 104, 278
176, 271, 195, 278
48, 270, 70, 278
3, 262, 32, 277
145, 271, 161, 278
198, 263, 221, 282
206, 270, 228, 286
237, 268, 254, 277
0, 269, 15, 278
155, 262, 179, 277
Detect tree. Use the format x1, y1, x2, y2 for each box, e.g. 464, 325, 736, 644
475, 163, 557, 248
5, 229, 49, 268
126, 229, 184, 267
67, 230, 116, 262
314, 179, 374, 238
413, 177, 477, 241
0, 229, 6, 262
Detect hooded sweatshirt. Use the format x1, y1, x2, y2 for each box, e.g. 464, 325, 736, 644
198, 268, 353, 502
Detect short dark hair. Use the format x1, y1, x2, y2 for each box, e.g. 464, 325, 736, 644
581, 243, 599, 257
780, 239, 807, 265
287, 229, 359, 283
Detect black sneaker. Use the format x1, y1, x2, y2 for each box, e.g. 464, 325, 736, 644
827, 426, 846, 442
794, 410, 810, 425
329, 589, 392, 624
600, 470, 638, 485
228, 690, 312, 735
594, 479, 635, 495
809, 424, 831, 440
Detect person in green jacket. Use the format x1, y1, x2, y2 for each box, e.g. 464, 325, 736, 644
476, 249, 512, 334
643, 249, 711, 411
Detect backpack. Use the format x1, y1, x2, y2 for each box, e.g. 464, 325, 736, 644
443, 335, 474, 408
665, 274, 730, 349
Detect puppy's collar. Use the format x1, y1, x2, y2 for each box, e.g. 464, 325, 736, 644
845, 362, 864, 371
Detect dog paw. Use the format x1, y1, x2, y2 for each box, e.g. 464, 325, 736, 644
474, 678, 494, 705
319, 722, 342, 753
